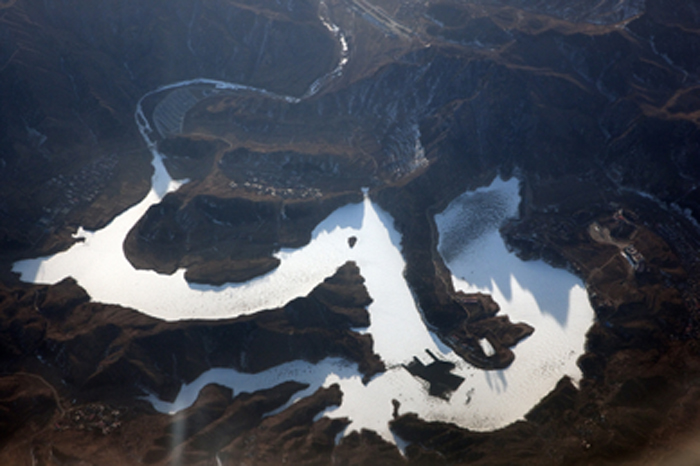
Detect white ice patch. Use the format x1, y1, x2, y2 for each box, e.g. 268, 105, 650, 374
479, 338, 495, 357
15, 175, 595, 443
144, 176, 595, 443
434, 176, 595, 430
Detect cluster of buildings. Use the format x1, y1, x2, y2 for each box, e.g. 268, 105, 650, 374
228, 171, 324, 199
654, 221, 700, 314
229, 180, 323, 199
621, 244, 646, 273
40, 153, 118, 224
54, 403, 123, 435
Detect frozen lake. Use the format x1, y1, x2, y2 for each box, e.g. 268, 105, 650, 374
14, 66, 594, 440
434, 177, 595, 429
148, 177, 595, 442
14, 169, 594, 443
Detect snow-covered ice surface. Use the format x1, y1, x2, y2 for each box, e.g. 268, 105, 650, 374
13, 27, 594, 439
14, 175, 595, 443
434, 177, 595, 429
145, 176, 596, 442
13, 167, 421, 330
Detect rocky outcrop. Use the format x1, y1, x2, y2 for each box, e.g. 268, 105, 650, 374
143, 381, 314, 465
218, 384, 351, 464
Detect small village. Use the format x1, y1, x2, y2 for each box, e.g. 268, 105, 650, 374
229, 179, 323, 200
589, 209, 648, 276
589, 205, 700, 324
219, 151, 346, 200
13, 153, 120, 250
653, 218, 700, 316
39, 153, 118, 228
54, 403, 124, 436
